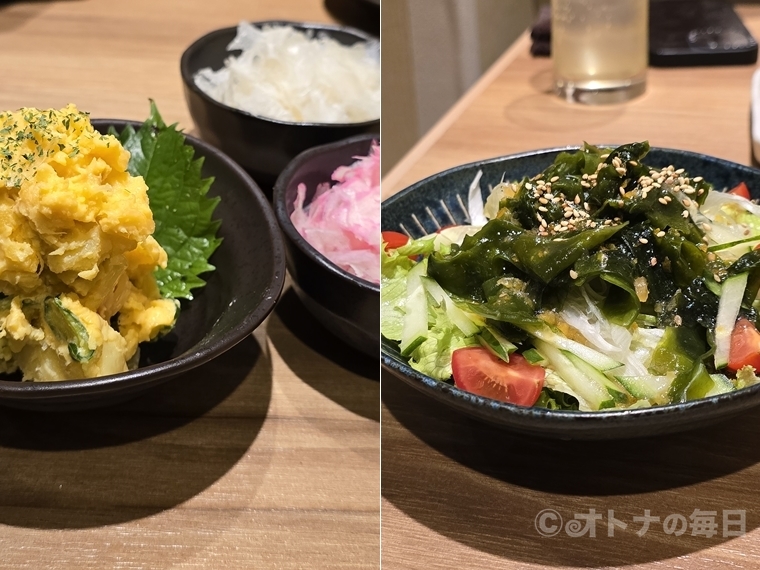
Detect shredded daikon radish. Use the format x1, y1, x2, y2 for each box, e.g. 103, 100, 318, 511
291, 142, 380, 283
194, 22, 380, 124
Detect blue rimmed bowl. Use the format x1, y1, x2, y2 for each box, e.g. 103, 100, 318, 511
382, 146, 760, 440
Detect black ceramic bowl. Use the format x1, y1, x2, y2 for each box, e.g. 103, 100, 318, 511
0, 119, 286, 411
382, 146, 760, 440
274, 134, 379, 358
180, 20, 380, 191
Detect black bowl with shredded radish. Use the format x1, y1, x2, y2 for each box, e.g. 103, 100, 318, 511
181, 20, 380, 191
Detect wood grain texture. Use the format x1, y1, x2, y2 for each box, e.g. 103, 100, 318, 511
0, 2, 379, 568
382, 4, 760, 569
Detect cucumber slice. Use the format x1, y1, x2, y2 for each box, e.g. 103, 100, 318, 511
477, 326, 516, 362
714, 272, 748, 369
706, 373, 735, 397
522, 348, 546, 365
421, 276, 480, 337
400, 261, 429, 356
43, 297, 95, 363
527, 324, 623, 371
564, 352, 631, 405
533, 339, 613, 410
708, 235, 760, 252
616, 375, 671, 404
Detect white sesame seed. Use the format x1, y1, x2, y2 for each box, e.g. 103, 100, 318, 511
702, 222, 712, 231
682, 198, 692, 207
674, 315, 683, 326
682, 210, 689, 218
553, 197, 562, 203
653, 182, 661, 188
525, 183, 532, 190
600, 153, 610, 159
581, 181, 590, 188
639, 238, 649, 244
583, 202, 590, 211
550, 176, 559, 183
658, 197, 668, 205
574, 194, 581, 204
538, 206, 548, 212
539, 197, 549, 204
664, 196, 672, 203
569, 269, 578, 279
714, 273, 722, 283
693, 176, 703, 182
620, 187, 626, 196
675, 168, 685, 175
656, 230, 666, 237
564, 211, 573, 218
616, 167, 627, 176
698, 188, 705, 195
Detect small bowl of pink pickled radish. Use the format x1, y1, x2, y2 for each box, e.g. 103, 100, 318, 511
274, 134, 379, 357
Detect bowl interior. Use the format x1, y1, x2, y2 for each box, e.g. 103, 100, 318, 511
382, 146, 760, 439
0, 119, 285, 407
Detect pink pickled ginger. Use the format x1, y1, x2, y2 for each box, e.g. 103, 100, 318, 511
291, 142, 380, 284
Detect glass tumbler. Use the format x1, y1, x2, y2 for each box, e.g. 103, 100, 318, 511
551, 0, 648, 104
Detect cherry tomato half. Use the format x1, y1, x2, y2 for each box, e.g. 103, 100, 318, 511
728, 317, 760, 372
728, 182, 751, 200
451, 348, 545, 407
382, 230, 409, 251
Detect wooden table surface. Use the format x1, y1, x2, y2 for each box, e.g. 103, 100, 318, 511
382, 5, 760, 569
0, 1, 379, 569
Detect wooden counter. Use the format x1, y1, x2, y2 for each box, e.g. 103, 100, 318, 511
382, 5, 760, 569
0, 1, 379, 568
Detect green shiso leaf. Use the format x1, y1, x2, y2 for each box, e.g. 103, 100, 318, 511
109, 101, 222, 300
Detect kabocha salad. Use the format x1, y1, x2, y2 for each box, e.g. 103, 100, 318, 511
381, 142, 760, 412
0, 102, 220, 382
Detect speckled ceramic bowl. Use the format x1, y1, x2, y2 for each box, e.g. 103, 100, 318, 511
274, 134, 379, 357
181, 20, 380, 191
382, 146, 760, 440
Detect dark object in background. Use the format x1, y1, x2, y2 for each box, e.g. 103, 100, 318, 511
324, 0, 379, 38
529, 0, 757, 67
530, 4, 551, 57
181, 21, 380, 193
650, 0, 757, 66
274, 134, 380, 358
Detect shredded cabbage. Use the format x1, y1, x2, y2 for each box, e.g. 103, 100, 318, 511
291, 142, 380, 284
195, 22, 380, 124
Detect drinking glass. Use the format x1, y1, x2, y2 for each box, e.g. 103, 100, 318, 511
552, 0, 648, 104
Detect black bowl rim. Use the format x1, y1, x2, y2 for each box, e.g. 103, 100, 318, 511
273, 133, 380, 293
180, 20, 381, 129
0, 118, 286, 400
381, 144, 760, 425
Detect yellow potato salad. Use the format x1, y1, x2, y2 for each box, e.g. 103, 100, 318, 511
0, 105, 178, 381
